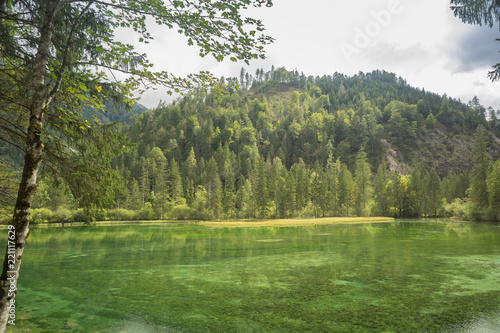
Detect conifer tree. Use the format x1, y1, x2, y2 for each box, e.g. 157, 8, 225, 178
130, 179, 142, 211
487, 160, 500, 217
140, 157, 150, 208
184, 147, 198, 190
427, 168, 441, 217
269, 157, 286, 217
285, 171, 297, 217
234, 175, 247, 216
205, 157, 222, 218
293, 158, 310, 212
470, 125, 491, 208
326, 154, 341, 216
409, 162, 427, 217
155, 158, 168, 219
309, 171, 321, 217
169, 159, 183, 204
256, 158, 269, 218
373, 161, 388, 216
338, 164, 354, 216
354, 148, 372, 214
388, 171, 406, 217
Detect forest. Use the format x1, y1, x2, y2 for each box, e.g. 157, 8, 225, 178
2, 67, 500, 223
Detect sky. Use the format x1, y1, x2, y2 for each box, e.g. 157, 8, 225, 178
127, 0, 500, 110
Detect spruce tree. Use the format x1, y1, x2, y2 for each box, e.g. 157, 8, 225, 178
470, 125, 490, 208
427, 168, 441, 217
354, 148, 372, 214
373, 161, 388, 216
487, 160, 500, 217
169, 159, 183, 204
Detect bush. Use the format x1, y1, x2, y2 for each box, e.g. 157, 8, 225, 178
138, 202, 155, 220
463, 201, 482, 221
71, 208, 89, 222
302, 201, 316, 218
31, 208, 53, 223
443, 198, 465, 218
483, 207, 498, 221
52, 208, 72, 223
107, 208, 137, 221
189, 207, 206, 220
171, 204, 190, 220
93, 209, 107, 222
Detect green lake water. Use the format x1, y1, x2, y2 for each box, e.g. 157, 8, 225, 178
3, 219, 500, 332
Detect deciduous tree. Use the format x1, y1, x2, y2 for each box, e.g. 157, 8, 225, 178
0, 0, 273, 328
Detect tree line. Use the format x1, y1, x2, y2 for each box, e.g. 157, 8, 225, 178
11, 68, 499, 223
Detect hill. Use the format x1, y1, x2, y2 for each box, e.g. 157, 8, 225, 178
124, 68, 499, 174
5, 67, 500, 223
105, 68, 499, 220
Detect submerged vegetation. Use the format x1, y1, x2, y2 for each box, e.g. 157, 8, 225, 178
6, 221, 500, 332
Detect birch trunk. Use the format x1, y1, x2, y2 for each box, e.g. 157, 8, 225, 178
0, 1, 59, 330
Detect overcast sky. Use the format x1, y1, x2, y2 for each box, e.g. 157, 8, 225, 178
128, 0, 500, 110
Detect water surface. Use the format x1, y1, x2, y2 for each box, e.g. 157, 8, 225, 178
4, 219, 500, 332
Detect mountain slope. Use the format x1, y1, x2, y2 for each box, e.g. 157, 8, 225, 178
106, 68, 500, 219
6, 67, 499, 222
124, 68, 499, 176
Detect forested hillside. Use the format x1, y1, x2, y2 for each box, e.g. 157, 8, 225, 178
6, 68, 500, 223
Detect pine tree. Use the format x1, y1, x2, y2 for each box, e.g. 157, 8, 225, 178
269, 157, 286, 218
169, 158, 183, 204
155, 158, 168, 219
285, 171, 297, 217
184, 147, 198, 190
293, 158, 309, 212
487, 160, 500, 217
338, 163, 354, 216
354, 148, 372, 215
470, 125, 491, 208
243, 179, 254, 218
148, 147, 168, 218
234, 175, 247, 215
256, 158, 269, 218
130, 179, 142, 211
373, 161, 388, 216
389, 171, 407, 217
140, 157, 150, 208
409, 162, 426, 217
326, 154, 341, 216
205, 157, 222, 218
310, 171, 322, 217
427, 168, 441, 217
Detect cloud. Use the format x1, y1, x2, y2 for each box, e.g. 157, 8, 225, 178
126, 1, 500, 111
448, 25, 500, 73
351, 41, 433, 69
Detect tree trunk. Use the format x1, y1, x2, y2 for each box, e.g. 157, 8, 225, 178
0, 1, 59, 330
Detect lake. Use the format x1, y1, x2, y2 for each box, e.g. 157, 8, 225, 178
4, 219, 500, 332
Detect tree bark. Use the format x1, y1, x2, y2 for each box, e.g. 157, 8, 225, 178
0, 1, 60, 331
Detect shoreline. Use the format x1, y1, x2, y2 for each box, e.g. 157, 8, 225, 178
0, 217, 395, 228
198, 217, 395, 228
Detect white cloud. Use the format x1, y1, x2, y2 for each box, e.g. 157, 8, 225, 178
122, 0, 500, 111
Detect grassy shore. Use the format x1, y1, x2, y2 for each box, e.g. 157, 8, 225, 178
198, 217, 395, 228
0, 217, 395, 228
